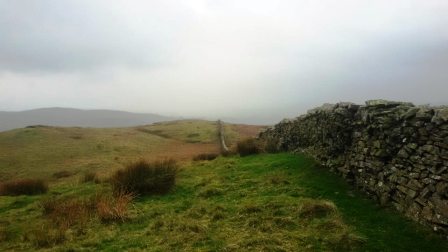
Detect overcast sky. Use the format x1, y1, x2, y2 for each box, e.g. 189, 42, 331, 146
1, 0, 447, 124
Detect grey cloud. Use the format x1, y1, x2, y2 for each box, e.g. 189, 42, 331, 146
0, 1, 184, 72
0, 0, 448, 124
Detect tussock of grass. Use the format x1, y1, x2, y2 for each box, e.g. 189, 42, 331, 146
110, 159, 177, 195
40, 196, 94, 230
236, 138, 261, 156
32, 191, 133, 248
0, 179, 48, 196
41, 191, 134, 227
96, 191, 134, 223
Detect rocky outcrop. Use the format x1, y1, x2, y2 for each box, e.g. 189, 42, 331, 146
260, 100, 448, 233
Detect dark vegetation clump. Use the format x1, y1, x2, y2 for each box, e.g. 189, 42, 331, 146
136, 128, 171, 138
236, 138, 262, 157
0, 179, 48, 196
193, 153, 219, 161
110, 159, 177, 195
25, 125, 49, 129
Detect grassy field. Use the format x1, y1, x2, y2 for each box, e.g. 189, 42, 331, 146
0, 120, 264, 182
1, 153, 447, 251
223, 123, 268, 147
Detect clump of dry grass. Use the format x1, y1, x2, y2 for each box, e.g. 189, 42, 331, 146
30, 190, 135, 248
110, 159, 177, 195
95, 191, 134, 223
30, 197, 95, 248
40, 197, 94, 230
0, 179, 48, 196
236, 138, 262, 157
193, 153, 219, 161
41, 191, 134, 226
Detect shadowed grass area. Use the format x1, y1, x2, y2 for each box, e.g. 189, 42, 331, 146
0, 179, 48, 196
0, 154, 447, 251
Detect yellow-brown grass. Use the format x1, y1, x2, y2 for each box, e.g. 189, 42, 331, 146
95, 191, 134, 223
40, 197, 94, 230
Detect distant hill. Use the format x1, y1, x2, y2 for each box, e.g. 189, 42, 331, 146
0, 107, 178, 132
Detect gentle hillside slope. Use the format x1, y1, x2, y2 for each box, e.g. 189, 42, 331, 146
1, 154, 447, 251
0, 107, 177, 132
0, 120, 264, 181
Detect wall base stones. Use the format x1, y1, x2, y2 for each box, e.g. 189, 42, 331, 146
260, 100, 448, 233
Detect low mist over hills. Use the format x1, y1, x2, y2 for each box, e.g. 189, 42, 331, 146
0, 108, 177, 131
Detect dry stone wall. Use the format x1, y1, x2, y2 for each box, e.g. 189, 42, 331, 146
260, 100, 448, 233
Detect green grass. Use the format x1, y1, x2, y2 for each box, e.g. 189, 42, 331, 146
1, 153, 446, 251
